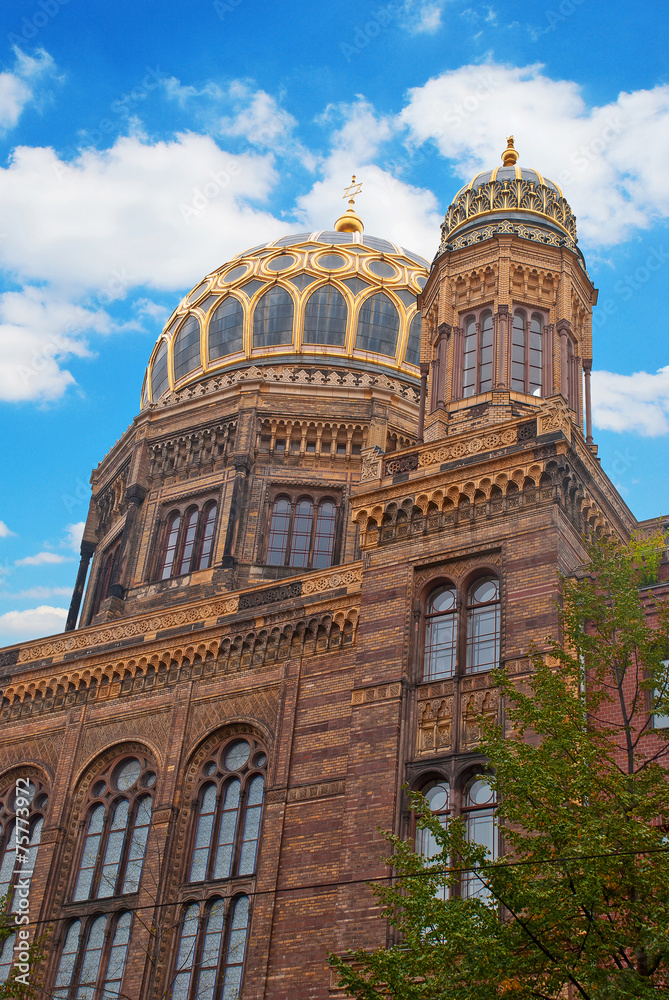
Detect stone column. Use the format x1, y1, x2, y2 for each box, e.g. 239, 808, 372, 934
417, 363, 429, 444
557, 319, 572, 402
65, 540, 96, 631
109, 484, 148, 599
496, 305, 508, 388
583, 358, 593, 443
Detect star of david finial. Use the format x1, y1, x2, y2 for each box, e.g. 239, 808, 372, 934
343, 174, 363, 209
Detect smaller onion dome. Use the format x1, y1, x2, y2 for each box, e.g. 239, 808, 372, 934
436, 138, 583, 265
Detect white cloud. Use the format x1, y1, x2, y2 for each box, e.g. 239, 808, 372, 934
1, 586, 71, 599
135, 298, 170, 323
0, 48, 57, 130
399, 0, 447, 34
0, 521, 15, 538
64, 522, 85, 552
592, 366, 669, 437
0, 605, 67, 642
15, 551, 70, 566
218, 82, 298, 150
399, 63, 669, 246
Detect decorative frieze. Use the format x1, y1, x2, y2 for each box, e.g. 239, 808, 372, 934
351, 682, 402, 705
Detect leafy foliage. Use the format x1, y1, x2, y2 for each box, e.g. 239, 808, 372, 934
331, 534, 669, 1000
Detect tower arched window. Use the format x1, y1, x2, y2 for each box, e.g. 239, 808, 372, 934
511, 309, 543, 395
209, 297, 244, 360
157, 501, 219, 580
0, 774, 48, 915
355, 292, 400, 357
71, 754, 156, 902
189, 737, 266, 884
52, 911, 132, 1000
462, 308, 493, 396
171, 895, 250, 1000
303, 285, 348, 346
253, 287, 294, 348
265, 495, 338, 569
174, 316, 202, 382
91, 540, 122, 614
462, 778, 497, 899
423, 585, 457, 680
466, 576, 500, 673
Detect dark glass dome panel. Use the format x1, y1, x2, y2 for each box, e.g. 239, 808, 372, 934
241, 279, 265, 299
303, 285, 348, 347
342, 277, 369, 296
253, 287, 294, 348
368, 260, 397, 279
174, 316, 201, 381
275, 233, 311, 246
355, 293, 400, 358
394, 288, 418, 308
151, 342, 169, 399
209, 297, 244, 360
289, 273, 317, 292
405, 312, 421, 367
222, 264, 248, 283
362, 235, 396, 254
267, 255, 295, 272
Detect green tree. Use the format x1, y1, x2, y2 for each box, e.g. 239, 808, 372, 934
331, 534, 669, 999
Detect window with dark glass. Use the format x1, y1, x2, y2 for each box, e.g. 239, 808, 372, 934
157, 502, 218, 581
423, 585, 458, 681
71, 755, 155, 902
151, 341, 169, 400
171, 895, 250, 1000
265, 496, 338, 569
91, 539, 122, 614
209, 297, 244, 360
405, 312, 421, 366
422, 575, 500, 682
462, 778, 497, 899
462, 309, 493, 397
189, 738, 266, 885
355, 292, 400, 357
0, 775, 48, 916
303, 285, 348, 346
173, 316, 202, 382
416, 781, 450, 901
466, 577, 500, 673
52, 911, 132, 1000
511, 309, 543, 395
253, 287, 294, 348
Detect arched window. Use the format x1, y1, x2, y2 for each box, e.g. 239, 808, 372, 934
188, 737, 266, 884
416, 781, 450, 901
71, 755, 156, 902
462, 308, 493, 397
466, 577, 500, 673
265, 495, 339, 569
303, 285, 348, 346
171, 896, 250, 1000
151, 341, 169, 400
209, 297, 244, 360
423, 585, 458, 681
355, 293, 400, 357
0, 775, 48, 915
253, 287, 294, 348
512, 309, 543, 395
0, 932, 14, 985
174, 316, 202, 382
405, 312, 421, 366
92, 540, 122, 614
52, 912, 132, 1000
157, 502, 219, 581
462, 778, 497, 899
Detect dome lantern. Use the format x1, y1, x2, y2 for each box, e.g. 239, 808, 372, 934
334, 174, 364, 234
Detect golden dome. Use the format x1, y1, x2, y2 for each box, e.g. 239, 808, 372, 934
437, 139, 580, 261
142, 231, 429, 408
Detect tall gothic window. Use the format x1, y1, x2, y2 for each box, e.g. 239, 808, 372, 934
422, 575, 500, 681
171, 895, 250, 1000
173, 316, 202, 382
423, 585, 458, 681
158, 501, 219, 580
0, 774, 48, 915
462, 308, 493, 396
71, 755, 156, 902
189, 737, 266, 884
462, 778, 497, 899
466, 577, 500, 673
52, 911, 132, 1000
303, 285, 348, 346
511, 309, 543, 395
91, 540, 122, 615
355, 292, 400, 357
265, 495, 338, 569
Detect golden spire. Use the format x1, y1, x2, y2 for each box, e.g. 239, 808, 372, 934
334, 174, 364, 233
501, 135, 519, 167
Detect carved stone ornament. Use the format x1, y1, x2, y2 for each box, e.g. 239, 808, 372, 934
538, 396, 573, 440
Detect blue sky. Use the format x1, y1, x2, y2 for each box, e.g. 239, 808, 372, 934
0, 0, 667, 646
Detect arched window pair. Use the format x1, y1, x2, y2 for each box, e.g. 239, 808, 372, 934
424, 576, 500, 681
417, 776, 497, 900
266, 496, 337, 569
159, 501, 218, 580
72, 756, 155, 902
171, 737, 266, 1000
53, 911, 131, 999
460, 307, 545, 398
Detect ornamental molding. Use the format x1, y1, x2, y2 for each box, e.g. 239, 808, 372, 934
351, 681, 402, 706
414, 552, 502, 590
286, 779, 346, 802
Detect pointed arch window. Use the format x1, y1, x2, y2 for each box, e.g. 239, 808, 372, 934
512, 309, 544, 395
405, 312, 421, 366
91, 540, 122, 614
151, 341, 169, 400
0, 775, 48, 915
170, 896, 250, 1000
209, 297, 244, 360
174, 316, 202, 382
52, 912, 132, 1000
356, 292, 400, 357
71, 755, 156, 902
253, 287, 294, 348
462, 308, 493, 397
188, 738, 266, 884
303, 285, 348, 346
